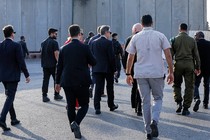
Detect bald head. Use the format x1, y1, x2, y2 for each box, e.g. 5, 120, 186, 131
132, 23, 143, 34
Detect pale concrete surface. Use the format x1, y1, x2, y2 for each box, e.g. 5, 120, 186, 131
0, 59, 210, 140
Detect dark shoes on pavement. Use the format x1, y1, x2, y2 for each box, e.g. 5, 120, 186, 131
54, 94, 63, 100
203, 103, 208, 109
176, 102, 182, 113
43, 96, 50, 102
71, 121, 82, 139
137, 111, 143, 116
146, 134, 153, 140
95, 110, 101, 115
193, 99, 201, 112
0, 121, 11, 131
110, 104, 118, 111
150, 120, 159, 138
43, 94, 63, 102
11, 119, 20, 126
182, 108, 190, 116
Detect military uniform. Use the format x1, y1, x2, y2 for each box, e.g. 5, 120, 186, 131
171, 32, 200, 110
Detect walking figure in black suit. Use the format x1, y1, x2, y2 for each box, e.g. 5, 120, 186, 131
91, 25, 118, 115
0, 25, 30, 131
55, 24, 96, 139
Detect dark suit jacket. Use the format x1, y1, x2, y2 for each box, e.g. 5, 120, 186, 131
56, 39, 96, 87
91, 36, 116, 73
0, 39, 29, 82
197, 39, 210, 73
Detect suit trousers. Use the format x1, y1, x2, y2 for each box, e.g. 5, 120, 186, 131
194, 72, 210, 105
42, 67, 59, 96
0, 82, 18, 122
94, 72, 115, 110
137, 78, 164, 134
63, 86, 89, 125
131, 78, 142, 112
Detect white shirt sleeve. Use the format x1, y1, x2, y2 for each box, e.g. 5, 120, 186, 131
162, 34, 171, 50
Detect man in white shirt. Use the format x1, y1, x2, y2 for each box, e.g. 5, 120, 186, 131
126, 14, 174, 140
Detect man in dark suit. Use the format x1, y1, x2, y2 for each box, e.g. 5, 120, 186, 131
193, 31, 210, 111
122, 23, 143, 116
0, 25, 30, 131
55, 24, 96, 139
92, 25, 118, 115
18, 36, 29, 58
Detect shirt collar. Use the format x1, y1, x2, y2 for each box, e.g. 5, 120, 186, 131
142, 27, 153, 31
101, 35, 108, 39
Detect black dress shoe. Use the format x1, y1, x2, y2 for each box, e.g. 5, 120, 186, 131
11, 119, 20, 126
0, 121, 11, 131
150, 120, 159, 137
95, 110, 101, 115
137, 111, 142, 116
54, 94, 63, 100
146, 134, 152, 140
176, 102, 182, 113
43, 96, 50, 102
71, 121, 81, 139
110, 104, 118, 111
193, 99, 201, 112
203, 104, 208, 109
182, 108, 190, 116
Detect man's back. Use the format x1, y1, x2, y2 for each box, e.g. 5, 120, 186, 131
128, 27, 170, 78
0, 39, 29, 82
172, 32, 197, 61
197, 39, 210, 71
57, 39, 96, 87
92, 36, 115, 73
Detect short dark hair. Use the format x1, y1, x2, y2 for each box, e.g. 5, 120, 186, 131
100, 25, 110, 35
180, 23, 188, 31
68, 24, 81, 37
112, 33, 118, 38
195, 31, 205, 38
2, 25, 15, 38
48, 28, 58, 35
20, 36, 25, 40
141, 14, 153, 26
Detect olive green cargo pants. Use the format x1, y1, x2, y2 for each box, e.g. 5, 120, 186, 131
173, 60, 195, 108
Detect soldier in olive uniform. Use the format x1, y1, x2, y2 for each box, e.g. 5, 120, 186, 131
170, 23, 200, 116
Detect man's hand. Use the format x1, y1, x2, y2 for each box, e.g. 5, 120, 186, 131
126, 75, 133, 86
55, 84, 61, 93
25, 77, 30, 83
194, 69, 201, 76
167, 73, 174, 85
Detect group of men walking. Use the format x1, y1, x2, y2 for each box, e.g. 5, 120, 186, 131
0, 13, 210, 140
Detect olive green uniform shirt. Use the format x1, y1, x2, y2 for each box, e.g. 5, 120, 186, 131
171, 32, 200, 69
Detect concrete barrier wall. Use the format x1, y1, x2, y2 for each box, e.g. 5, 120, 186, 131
0, 0, 207, 51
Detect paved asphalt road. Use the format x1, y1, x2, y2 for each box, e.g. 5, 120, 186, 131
0, 59, 210, 140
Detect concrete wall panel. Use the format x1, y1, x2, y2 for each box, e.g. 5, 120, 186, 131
35, 0, 48, 51
110, 0, 125, 42
48, 0, 61, 46
21, 0, 36, 51
189, 0, 204, 30
156, 0, 172, 38
0, 0, 6, 40
172, 0, 188, 36
61, 0, 73, 45
83, 0, 97, 37
97, 0, 111, 26
6, 0, 21, 42
124, 0, 140, 40
140, 0, 156, 28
